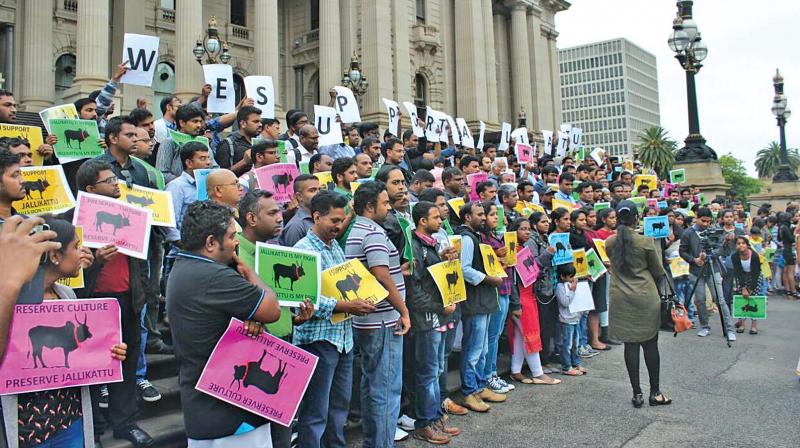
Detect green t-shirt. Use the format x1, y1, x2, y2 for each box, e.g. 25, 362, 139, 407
236, 233, 293, 337
334, 186, 355, 248
131, 156, 165, 190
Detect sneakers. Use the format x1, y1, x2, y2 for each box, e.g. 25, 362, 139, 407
487, 375, 511, 394
98, 385, 109, 409
577, 346, 599, 358
412, 425, 451, 444
395, 427, 409, 442
477, 388, 507, 403
397, 414, 416, 432
496, 375, 514, 391
137, 379, 162, 402
697, 327, 710, 337
442, 398, 469, 415
462, 393, 490, 412
727, 331, 737, 342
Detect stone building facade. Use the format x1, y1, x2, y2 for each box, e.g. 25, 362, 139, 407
0, 0, 568, 132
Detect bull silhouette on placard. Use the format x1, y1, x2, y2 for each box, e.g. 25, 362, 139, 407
522, 256, 535, 272
650, 221, 666, 233
63, 129, 90, 149
509, 242, 516, 253
336, 271, 362, 301
24, 178, 50, 199
272, 173, 294, 194
487, 252, 497, 268
27, 314, 91, 368
575, 256, 584, 266
588, 258, 597, 270
555, 241, 569, 258
231, 350, 288, 395
95, 211, 130, 235
273, 263, 305, 290
741, 303, 758, 313
126, 194, 154, 208
445, 270, 460, 293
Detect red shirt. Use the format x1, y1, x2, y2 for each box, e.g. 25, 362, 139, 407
95, 253, 130, 293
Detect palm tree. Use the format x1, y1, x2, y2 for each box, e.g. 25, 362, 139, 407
754, 141, 800, 178
635, 126, 677, 178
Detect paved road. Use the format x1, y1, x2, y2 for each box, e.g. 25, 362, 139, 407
348, 293, 800, 448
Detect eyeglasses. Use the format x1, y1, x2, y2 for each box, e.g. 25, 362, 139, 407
213, 181, 242, 189
94, 176, 119, 185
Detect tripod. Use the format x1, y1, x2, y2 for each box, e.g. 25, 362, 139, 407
686, 245, 733, 348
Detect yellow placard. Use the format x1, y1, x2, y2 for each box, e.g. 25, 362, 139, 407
552, 198, 575, 211
118, 183, 176, 228
527, 202, 545, 215
314, 171, 335, 190
0, 124, 45, 166
447, 197, 465, 216
427, 259, 467, 307
759, 253, 772, 279
634, 174, 657, 192
669, 257, 690, 277
56, 226, 84, 289
622, 159, 634, 172
448, 235, 462, 254
592, 239, 609, 262
13, 165, 75, 215
322, 259, 389, 323
504, 231, 518, 266
573, 248, 589, 278
479, 243, 507, 278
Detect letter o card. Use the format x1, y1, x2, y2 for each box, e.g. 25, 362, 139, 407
118, 183, 176, 228
13, 166, 76, 216
196, 318, 319, 427
0, 299, 122, 395
72, 191, 153, 259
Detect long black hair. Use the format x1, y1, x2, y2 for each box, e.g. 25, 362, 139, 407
595, 207, 615, 231
549, 207, 570, 233
610, 201, 639, 274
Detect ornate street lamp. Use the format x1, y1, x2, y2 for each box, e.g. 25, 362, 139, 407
518, 107, 527, 128
668, 1, 715, 162
341, 52, 368, 102
193, 17, 232, 65
771, 69, 796, 182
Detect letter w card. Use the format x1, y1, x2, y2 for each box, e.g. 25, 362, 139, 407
255, 243, 320, 307
0, 298, 122, 395
196, 318, 319, 427
72, 191, 153, 259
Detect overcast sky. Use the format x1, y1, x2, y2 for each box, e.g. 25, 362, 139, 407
555, 0, 800, 175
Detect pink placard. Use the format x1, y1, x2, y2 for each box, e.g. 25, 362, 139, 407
514, 246, 540, 288
467, 172, 489, 202
430, 167, 444, 189
646, 198, 658, 209
0, 299, 123, 395
72, 191, 152, 259
255, 163, 300, 203
662, 182, 675, 198
196, 318, 319, 427
516, 143, 533, 164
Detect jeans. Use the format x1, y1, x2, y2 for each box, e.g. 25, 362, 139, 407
722, 272, 735, 308
460, 314, 490, 396
354, 324, 404, 448
438, 311, 459, 403
559, 323, 581, 370
689, 272, 734, 333
413, 329, 446, 429
296, 342, 353, 448
484, 294, 509, 378
144, 239, 164, 348
578, 312, 589, 347
136, 304, 148, 381
35, 417, 84, 447
674, 276, 696, 320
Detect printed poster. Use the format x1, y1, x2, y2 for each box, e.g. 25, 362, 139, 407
447, 197, 465, 216
585, 248, 607, 281
397, 215, 414, 273
427, 260, 467, 307
448, 235, 462, 253
504, 231, 518, 266
644, 215, 670, 239
72, 191, 153, 260
593, 239, 609, 262
56, 226, 85, 289
13, 165, 76, 216
118, 183, 176, 228
669, 168, 686, 184
549, 232, 573, 266
120, 33, 160, 86
516, 143, 534, 164
552, 198, 574, 211
196, 318, 318, 427
255, 163, 300, 204
594, 202, 611, 211
168, 129, 210, 148
732, 295, 767, 320
466, 172, 489, 202
195, 168, 217, 201
38, 103, 78, 134
0, 123, 45, 166
630, 196, 647, 213
572, 248, 588, 278
479, 243, 507, 278
322, 259, 388, 323
314, 171, 335, 191
669, 257, 690, 277
48, 118, 103, 160
0, 298, 122, 395
255, 243, 320, 307
515, 246, 540, 288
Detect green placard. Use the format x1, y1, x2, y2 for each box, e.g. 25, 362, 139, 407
300, 161, 310, 174
594, 202, 611, 211
732, 295, 766, 319
371, 167, 381, 179
277, 140, 288, 163
496, 206, 506, 233
132, 156, 165, 190
169, 129, 210, 148
669, 168, 686, 184
255, 243, 320, 306
764, 247, 776, 263
397, 215, 414, 274
630, 196, 647, 212
698, 193, 707, 205
585, 248, 606, 281
49, 118, 103, 159
443, 219, 454, 236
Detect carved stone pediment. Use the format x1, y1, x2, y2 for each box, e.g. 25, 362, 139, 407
411, 24, 440, 55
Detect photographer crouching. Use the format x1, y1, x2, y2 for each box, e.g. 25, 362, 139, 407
678, 207, 736, 341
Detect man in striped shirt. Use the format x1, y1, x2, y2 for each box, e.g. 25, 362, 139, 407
344, 180, 411, 447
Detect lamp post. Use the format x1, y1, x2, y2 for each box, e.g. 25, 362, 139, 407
771, 69, 796, 182
668, 1, 715, 162
340, 52, 368, 104
518, 107, 527, 128
193, 17, 232, 65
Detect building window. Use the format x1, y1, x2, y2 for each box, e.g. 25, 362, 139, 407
416, 0, 425, 23
414, 73, 428, 118
54, 54, 76, 105
233, 74, 245, 105
160, 0, 175, 9
310, 0, 319, 30
153, 62, 175, 119
231, 0, 246, 26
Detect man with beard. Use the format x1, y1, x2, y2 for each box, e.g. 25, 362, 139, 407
156, 104, 217, 183
279, 175, 322, 247
354, 152, 374, 179
360, 137, 384, 169
215, 106, 263, 176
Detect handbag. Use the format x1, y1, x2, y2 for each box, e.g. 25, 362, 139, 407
659, 278, 692, 336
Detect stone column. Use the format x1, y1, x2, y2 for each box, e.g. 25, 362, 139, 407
66, 0, 110, 101
255, 0, 281, 116
392, 0, 411, 108
494, 12, 511, 126
111, 0, 147, 114
482, 0, 498, 125
531, 20, 552, 130
174, 1, 203, 101
293, 65, 304, 110
319, 0, 341, 102
509, 2, 532, 126
20, 0, 54, 110
440, 0, 456, 113
527, 9, 540, 130
361, 0, 393, 120
547, 30, 562, 132
454, 0, 487, 123
4, 25, 14, 92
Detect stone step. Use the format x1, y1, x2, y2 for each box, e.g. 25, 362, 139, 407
144, 353, 178, 380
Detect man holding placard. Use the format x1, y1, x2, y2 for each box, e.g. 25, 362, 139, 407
215, 106, 263, 176
156, 104, 212, 183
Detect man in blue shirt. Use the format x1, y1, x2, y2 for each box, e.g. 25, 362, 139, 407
555, 172, 578, 205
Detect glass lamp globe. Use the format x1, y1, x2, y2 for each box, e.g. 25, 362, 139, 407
681, 19, 698, 42
692, 39, 708, 62
668, 29, 690, 53
206, 37, 220, 54
350, 69, 361, 84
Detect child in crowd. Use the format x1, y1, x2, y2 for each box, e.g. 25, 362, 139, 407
555, 264, 587, 376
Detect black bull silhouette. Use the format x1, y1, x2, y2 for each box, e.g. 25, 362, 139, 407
445, 270, 459, 292
741, 303, 758, 313
272, 173, 294, 194
27, 314, 91, 368
231, 350, 288, 395
336, 272, 362, 301
273, 263, 305, 290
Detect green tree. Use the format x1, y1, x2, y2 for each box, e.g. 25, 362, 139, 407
719, 153, 762, 203
754, 141, 800, 178
635, 126, 677, 178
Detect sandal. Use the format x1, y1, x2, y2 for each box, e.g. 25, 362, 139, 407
510, 373, 534, 384
561, 368, 583, 376
649, 392, 672, 406
576, 366, 588, 374
749, 329, 758, 335
632, 393, 644, 408
736, 327, 745, 333
531, 374, 561, 385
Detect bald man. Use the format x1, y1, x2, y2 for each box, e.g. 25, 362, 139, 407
206, 169, 243, 209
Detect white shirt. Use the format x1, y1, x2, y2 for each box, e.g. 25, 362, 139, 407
154, 117, 174, 144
